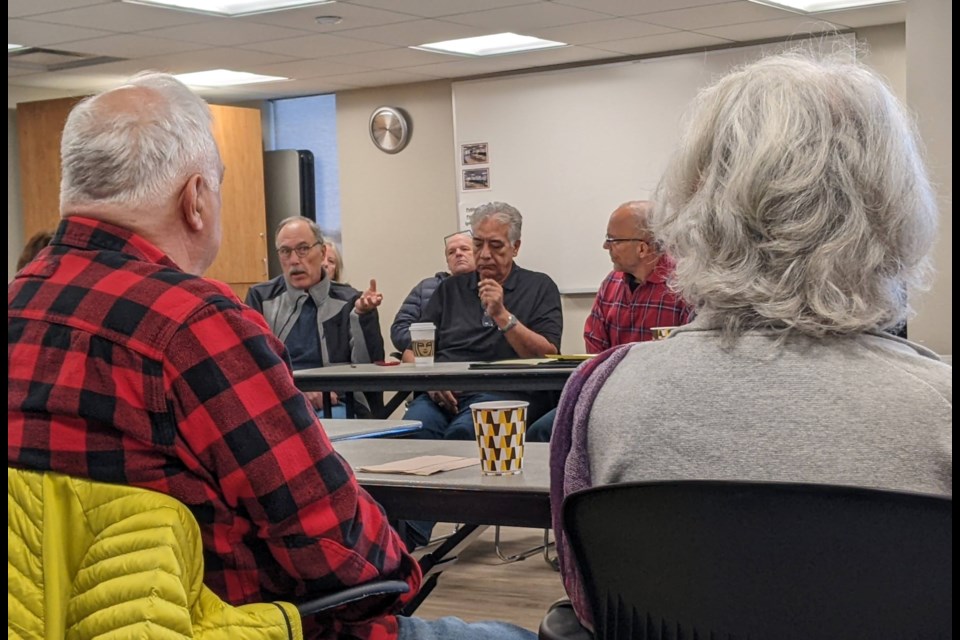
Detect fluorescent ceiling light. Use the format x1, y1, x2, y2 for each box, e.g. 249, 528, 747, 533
747, 0, 902, 13
413, 32, 567, 57
174, 69, 288, 87
9, 44, 28, 52
122, 0, 335, 17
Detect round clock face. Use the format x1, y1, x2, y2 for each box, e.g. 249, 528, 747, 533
369, 106, 410, 154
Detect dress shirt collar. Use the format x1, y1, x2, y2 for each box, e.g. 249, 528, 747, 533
284, 272, 332, 306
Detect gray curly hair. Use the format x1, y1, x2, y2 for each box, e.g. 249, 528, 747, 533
652, 51, 937, 341
467, 202, 523, 243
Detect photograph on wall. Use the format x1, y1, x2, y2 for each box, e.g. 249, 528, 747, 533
462, 167, 491, 191
461, 142, 489, 165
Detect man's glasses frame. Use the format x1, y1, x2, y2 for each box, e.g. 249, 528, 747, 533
603, 236, 646, 246
277, 241, 321, 259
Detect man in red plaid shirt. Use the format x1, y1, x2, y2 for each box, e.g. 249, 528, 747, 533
8, 72, 534, 640
584, 200, 693, 352
528, 201, 692, 442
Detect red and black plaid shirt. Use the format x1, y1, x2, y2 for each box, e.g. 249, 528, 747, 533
583, 256, 692, 353
8, 217, 420, 640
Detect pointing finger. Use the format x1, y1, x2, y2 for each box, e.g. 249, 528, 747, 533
369, 278, 377, 292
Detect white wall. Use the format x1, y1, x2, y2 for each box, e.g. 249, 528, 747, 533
335, 81, 459, 354
906, 1, 952, 356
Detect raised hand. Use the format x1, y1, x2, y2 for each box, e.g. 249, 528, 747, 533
355, 278, 384, 315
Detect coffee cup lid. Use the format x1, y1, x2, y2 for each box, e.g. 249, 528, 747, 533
410, 322, 436, 330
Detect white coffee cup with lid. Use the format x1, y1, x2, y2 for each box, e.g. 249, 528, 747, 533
409, 322, 436, 366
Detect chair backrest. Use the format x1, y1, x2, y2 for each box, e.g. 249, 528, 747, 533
563, 480, 952, 640
8, 467, 302, 640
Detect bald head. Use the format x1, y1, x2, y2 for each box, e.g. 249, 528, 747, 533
604, 200, 661, 281
610, 201, 653, 237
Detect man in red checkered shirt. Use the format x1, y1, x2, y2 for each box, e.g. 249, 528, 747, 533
8, 73, 535, 640
584, 200, 693, 352
527, 201, 692, 442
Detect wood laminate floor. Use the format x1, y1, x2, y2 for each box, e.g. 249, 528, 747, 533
412, 525, 567, 632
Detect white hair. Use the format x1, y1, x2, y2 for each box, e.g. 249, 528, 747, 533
60, 71, 221, 212
468, 202, 523, 243
653, 51, 937, 340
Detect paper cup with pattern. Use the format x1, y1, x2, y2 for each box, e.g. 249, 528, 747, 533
651, 326, 676, 340
469, 400, 529, 476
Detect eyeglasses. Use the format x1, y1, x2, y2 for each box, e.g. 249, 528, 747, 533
603, 236, 646, 245
277, 241, 321, 259
444, 230, 472, 242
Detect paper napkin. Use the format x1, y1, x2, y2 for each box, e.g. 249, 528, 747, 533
357, 455, 479, 476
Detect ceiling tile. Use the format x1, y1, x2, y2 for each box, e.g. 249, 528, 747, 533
330, 20, 486, 47
322, 68, 441, 88
55, 33, 212, 58
8, 65, 40, 77
249, 58, 377, 79
238, 33, 393, 57
27, 2, 215, 31
236, 2, 416, 32
326, 47, 459, 70
236, 76, 360, 96
409, 44, 615, 78
529, 18, 677, 45
443, 2, 611, 31
640, 1, 792, 30
8, 0, 110, 19
589, 30, 733, 56
9, 18, 114, 47
551, 0, 725, 16
349, 0, 538, 19
819, 4, 906, 28
101, 47, 299, 75
9, 69, 123, 92
696, 16, 846, 42
144, 19, 314, 46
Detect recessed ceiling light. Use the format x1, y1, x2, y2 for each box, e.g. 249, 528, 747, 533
121, 0, 335, 18
174, 69, 288, 87
413, 32, 567, 57
8, 44, 28, 52
746, 0, 902, 13
314, 15, 342, 25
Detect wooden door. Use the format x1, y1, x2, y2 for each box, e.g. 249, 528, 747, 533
16, 98, 268, 299
16, 97, 83, 240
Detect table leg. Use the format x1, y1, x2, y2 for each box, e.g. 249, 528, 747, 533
377, 391, 412, 419
322, 392, 333, 419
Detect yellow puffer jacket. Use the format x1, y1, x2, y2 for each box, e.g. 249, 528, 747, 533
8, 468, 303, 640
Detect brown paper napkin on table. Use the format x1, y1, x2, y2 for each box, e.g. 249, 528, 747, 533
357, 455, 479, 476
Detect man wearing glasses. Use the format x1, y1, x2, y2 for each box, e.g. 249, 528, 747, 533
584, 200, 693, 352
246, 216, 384, 417
526, 201, 692, 443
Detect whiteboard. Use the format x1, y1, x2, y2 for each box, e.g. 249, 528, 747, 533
452, 37, 851, 293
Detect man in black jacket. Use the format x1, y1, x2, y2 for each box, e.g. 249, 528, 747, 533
390, 230, 475, 353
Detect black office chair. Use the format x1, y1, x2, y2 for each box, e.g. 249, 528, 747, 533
539, 480, 952, 640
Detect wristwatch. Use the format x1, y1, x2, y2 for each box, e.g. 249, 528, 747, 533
499, 314, 519, 334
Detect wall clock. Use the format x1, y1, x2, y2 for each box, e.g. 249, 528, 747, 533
369, 106, 411, 154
